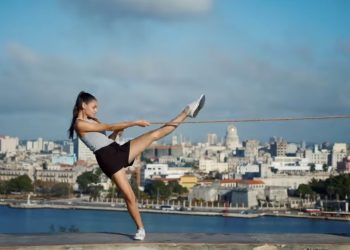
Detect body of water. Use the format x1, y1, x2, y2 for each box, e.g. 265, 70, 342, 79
0, 205, 349, 234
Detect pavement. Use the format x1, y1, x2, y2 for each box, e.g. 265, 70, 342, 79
1, 233, 350, 250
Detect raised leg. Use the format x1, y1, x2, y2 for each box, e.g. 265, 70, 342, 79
128, 109, 188, 163
111, 169, 144, 229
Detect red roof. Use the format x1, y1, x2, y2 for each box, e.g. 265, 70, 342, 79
238, 180, 265, 185
199, 179, 214, 183
220, 179, 240, 184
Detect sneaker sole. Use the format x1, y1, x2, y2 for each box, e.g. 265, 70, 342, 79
192, 95, 205, 118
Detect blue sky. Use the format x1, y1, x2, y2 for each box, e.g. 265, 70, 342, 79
0, 0, 349, 144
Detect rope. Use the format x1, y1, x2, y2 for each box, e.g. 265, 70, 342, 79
150, 114, 350, 125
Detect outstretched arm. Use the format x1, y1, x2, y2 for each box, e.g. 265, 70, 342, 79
75, 120, 150, 134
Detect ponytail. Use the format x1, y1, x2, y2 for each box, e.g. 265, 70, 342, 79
68, 91, 97, 139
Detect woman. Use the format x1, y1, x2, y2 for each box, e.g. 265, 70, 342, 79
68, 91, 205, 240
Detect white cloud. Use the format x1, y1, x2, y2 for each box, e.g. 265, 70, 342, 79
1, 42, 349, 141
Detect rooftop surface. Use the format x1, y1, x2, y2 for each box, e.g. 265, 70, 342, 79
1, 233, 350, 250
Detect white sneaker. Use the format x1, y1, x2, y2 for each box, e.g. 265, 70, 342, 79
133, 228, 146, 240
185, 94, 205, 118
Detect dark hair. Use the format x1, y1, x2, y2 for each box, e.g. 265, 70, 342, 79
68, 91, 97, 139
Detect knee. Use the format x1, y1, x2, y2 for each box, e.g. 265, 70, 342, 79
150, 131, 160, 141
124, 192, 136, 204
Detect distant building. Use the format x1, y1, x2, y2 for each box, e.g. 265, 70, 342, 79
337, 156, 350, 172
142, 144, 183, 159
73, 137, 96, 162
0, 136, 19, 154
35, 169, 77, 184
228, 180, 268, 208
243, 140, 259, 161
189, 184, 231, 202
229, 188, 261, 208
332, 143, 347, 168
0, 168, 30, 181
172, 135, 178, 145
51, 155, 76, 165
271, 139, 287, 157
305, 149, 329, 166
207, 133, 218, 146
225, 125, 240, 150
141, 163, 191, 185
264, 186, 288, 202
286, 143, 298, 155
219, 179, 239, 188
271, 156, 310, 172
179, 175, 198, 190
27, 138, 45, 152
199, 158, 229, 173
63, 141, 74, 155
142, 163, 168, 181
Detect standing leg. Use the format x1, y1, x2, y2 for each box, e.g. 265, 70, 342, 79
111, 169, 144, 229
128, 109, 188, 163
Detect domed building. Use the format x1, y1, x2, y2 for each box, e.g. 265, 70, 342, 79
225, 125, 240, 150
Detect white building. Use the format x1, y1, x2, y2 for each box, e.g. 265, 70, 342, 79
230, 188, 262, 208
52, 155, 76, 165
258, 173, 330, 189
0, 136, 19, 154
73, 137, 96, 162
189, 185, 230, 202
225, 125, 240, 150
43, 141, 55, 152
305, 149, 329, 166
332, 143, 347, 168
142, 164, 190, 181
199, 158, 229, 173
143, 163, 168, 180
243, 140, 259, 160
237, 164, 260, 175
63, 141, 74, 155
26, 138, 46, 153
286, 143, 298, 155
207, 133, 218, 146
271, 156, 310, 172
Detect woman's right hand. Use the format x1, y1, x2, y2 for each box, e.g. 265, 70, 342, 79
134, 120, 151, 127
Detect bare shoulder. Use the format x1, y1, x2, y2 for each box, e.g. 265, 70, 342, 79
75, 118, 109, 133
74, 119, 86, 137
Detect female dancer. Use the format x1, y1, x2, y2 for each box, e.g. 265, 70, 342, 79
68, 91, 205, 240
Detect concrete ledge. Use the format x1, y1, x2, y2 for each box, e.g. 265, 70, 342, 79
1, 233, 350, 250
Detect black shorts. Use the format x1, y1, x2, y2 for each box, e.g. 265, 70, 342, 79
94, 141, 135, 179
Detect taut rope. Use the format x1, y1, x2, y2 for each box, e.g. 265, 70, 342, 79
150, 114, 350, 125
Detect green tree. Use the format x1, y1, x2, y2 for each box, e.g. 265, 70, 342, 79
167, 181, 188, 195
322, 164, 328, 172
308, 163, 316, 172
50, 183, 72, 198
0, 153, 6, 160
76, 171, 100, 193
309, 174, 350, 200
297, 184, 313, 198
87, 185, 104, 199
5, 175, 33, 193
0, 181, 5, 194
144, 180, 171, 200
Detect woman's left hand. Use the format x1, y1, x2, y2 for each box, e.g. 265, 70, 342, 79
114, 129, 124, 136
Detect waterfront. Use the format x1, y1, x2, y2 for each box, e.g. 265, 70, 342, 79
1, 205, 349, 235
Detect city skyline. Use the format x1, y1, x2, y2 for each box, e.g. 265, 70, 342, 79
0, 0, 350, 142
